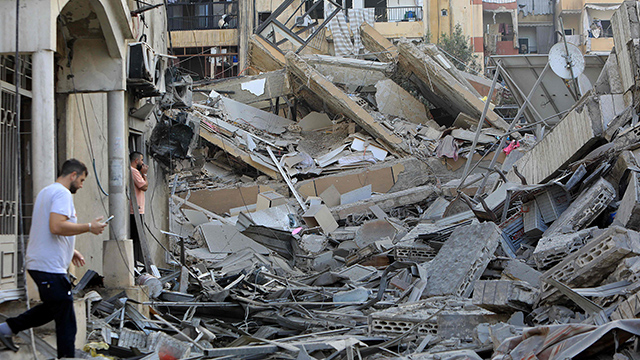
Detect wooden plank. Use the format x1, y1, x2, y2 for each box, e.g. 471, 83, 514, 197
285, 52, 405, 154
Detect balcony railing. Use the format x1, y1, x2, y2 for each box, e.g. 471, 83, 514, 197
167, 1, 238, 31
374, 6, 423, 22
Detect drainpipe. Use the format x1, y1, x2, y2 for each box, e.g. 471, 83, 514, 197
552, 0, 557, 45
31, 49, 56, 195
107, 90, 127, 241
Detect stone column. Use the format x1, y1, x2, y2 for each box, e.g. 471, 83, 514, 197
31, 49, 56, 196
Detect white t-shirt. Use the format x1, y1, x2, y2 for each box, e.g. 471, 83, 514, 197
25, 182, 77, 274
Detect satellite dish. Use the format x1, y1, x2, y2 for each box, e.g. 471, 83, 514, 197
548, 42, 585, 80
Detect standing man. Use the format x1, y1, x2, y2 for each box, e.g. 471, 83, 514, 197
0, 159, 107, 358
130, 151, 148, 266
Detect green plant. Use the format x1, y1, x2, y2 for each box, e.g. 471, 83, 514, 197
438, 23, 479, 72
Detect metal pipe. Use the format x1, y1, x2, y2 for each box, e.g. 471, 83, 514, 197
459, 64, 501, 184
107, 90, 128, 241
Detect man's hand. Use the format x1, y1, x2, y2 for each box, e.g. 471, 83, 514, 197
141, 164, 149, 175
89, 217, 107, 235
72, 249, 85, 267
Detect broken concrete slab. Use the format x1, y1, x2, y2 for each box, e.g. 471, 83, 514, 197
505, 95, 608, 185
611, 1, 640, 102
374, 79, 430, 124
298, 111, 333, 131
354, 219, 398, 248
614, 172, 640, 231
421, 44, 482, 99
249, 34, 285, 72
332, 185, 439, 220
359, 23, 398, 63
198, 70, 290, 105
303, 54, 395, 87
539, 226, 640, 305
543, 177, 616, 237
285, 52, 406, 154
502, 259, 542, 288
533, 228, 599, 270
425, 222, 501, 298
396, 39, 509, 132
472, 280, 539, 313
198, 220, 270, 255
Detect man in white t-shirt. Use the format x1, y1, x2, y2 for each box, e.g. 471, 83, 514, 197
0, 159, 107, 358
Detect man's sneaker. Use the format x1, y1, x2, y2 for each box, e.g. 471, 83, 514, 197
0, 333, 18, 352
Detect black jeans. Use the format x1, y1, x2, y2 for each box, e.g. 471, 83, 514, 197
6, 270, 76, 358
130, 213, 144, 265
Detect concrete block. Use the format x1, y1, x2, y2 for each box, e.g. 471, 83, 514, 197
502, 259, 542, 287
332, 185, 438, 220
472, 280, 538, 313
425, 222, 501, 298
369, 298, 505, 337
539, 226, 640, 304
255, 191, 287, 211
394, 242, 439, 262
533, 228, 597, 270
543, 178, 616, 237
103, 240, 134, 288
607, 256, 640, 283
375, 79, 430, 124
614, 172, 640, 231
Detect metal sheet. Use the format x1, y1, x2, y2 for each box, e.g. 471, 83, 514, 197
490, 54, 607, 125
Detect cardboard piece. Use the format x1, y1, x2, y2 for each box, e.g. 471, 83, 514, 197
302, 204, 339, 234
319, 185, 341, 208
256, 191, 287, 211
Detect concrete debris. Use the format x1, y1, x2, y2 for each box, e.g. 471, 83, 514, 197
74, 3, 640, 359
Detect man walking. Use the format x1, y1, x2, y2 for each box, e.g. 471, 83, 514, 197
130, 151, 148, 266
0, 159, 107, 358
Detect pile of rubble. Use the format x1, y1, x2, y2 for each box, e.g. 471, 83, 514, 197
73, 2, 640, 359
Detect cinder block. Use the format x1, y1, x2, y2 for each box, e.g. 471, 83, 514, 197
394, 242, 439, 262
539, 226, 640, 304
424, 222, 501, 298
369, 298, 506, 338
543, 178, 616, 237
533, 228, 597, 270
614, 172, 640, 231
472, 280, 538, 313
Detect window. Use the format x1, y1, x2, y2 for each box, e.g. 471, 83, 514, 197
258, 12, 271, 25
305, 0, 324, 20
441, 9, 448, 16
600, 20, 613, 37
518, 38, 529, 54
564, 28, 574, 35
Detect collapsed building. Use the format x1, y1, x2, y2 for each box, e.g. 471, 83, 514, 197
3, 0, 640, 359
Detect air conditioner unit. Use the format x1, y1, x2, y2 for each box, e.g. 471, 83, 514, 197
295, 15, 312, 27
127, 42, 175, 97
